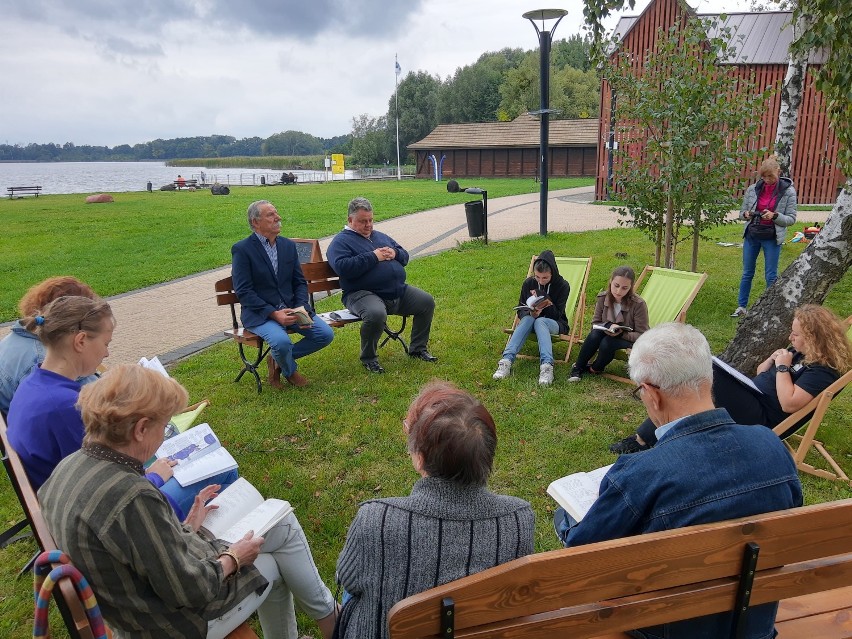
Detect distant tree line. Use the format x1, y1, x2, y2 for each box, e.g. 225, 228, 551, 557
0, 131, 351, 163
349, 34, 598, 166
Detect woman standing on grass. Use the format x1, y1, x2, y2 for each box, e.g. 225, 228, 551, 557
568, 266, 650, 382
335, 381, 535, 639
731, 156, 797, 318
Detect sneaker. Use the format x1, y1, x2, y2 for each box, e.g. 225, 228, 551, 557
568, 365, 584, 382
538, 363, 554, 386
730, 306, 747, 318
363, 361, 385, 374
492, 358, 512, 380
609, 435, 650, 454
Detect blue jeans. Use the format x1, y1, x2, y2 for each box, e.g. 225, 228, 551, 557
738, 235, 781, 308
553, 507, 577, 547
160, 468, 239, 518
502, 316, 559, 365
250, 315, 334, 377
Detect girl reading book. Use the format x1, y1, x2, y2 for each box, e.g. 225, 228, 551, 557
492, 251, 570, 386
568, 265, 650, 382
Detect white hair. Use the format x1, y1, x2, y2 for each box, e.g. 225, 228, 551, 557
628, 323, 713, 394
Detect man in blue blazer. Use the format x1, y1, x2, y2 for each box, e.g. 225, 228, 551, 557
231, 200, 334, 388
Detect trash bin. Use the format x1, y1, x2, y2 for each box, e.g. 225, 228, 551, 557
260, 176, 266, 185
464, 200, 485, 237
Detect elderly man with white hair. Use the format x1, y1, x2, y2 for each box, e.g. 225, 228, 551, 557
554, 322, 803, 639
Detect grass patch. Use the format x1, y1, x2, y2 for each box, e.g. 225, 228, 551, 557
0, 177, 590, 322
1, 224, 849, 638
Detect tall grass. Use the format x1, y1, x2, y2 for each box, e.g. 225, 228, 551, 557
0, 225, 849, 638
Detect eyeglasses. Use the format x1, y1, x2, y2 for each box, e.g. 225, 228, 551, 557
631, 382, 661, 401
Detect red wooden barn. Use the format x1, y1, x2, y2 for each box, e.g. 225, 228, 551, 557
596, 0, 844, 204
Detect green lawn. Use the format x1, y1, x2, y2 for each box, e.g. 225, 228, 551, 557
0, 201, 849, 638
0, 177, 590, 322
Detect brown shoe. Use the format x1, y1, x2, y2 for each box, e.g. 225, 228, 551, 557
267, 356, 285, 389
285, 370, 309, 387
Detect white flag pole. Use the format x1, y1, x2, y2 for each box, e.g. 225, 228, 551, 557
395, 54, 402, 180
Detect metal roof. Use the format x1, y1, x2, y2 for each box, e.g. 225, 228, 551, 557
408, 114, 598, 150
613, 10, 826, 65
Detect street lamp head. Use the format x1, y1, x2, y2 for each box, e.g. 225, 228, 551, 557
522, 8, 568, 35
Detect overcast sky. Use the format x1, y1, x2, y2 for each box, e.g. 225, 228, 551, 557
1, 0, 750, 148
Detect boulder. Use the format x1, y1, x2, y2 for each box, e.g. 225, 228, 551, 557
85, 194, 114, 203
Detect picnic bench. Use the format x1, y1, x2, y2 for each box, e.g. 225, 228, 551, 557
7, 185, 42, 198
388, 498, 852, 639
174, 179, 198, 189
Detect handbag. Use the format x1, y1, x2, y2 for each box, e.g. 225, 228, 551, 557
747, 216, 777, 241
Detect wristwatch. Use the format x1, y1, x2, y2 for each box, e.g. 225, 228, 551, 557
776, 365, 790, 373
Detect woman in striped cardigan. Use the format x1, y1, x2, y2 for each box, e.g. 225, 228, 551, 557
335, 381, 535, 639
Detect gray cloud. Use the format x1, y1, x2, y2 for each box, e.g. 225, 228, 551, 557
7, 0, 423, 41
101, 36, 164, 57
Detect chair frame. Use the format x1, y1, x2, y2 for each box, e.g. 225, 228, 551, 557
502, 255, 592, 364
773, 368, 852, 485
214, 276, 271, 393
601, 265, 708, 384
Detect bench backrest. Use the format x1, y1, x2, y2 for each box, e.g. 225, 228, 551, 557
388, 499, 852, 639
302, 260, 343, 304
0, 414, 96, 639
214, 276, 242, 331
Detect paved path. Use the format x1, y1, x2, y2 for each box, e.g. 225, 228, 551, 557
1, 186, 830, 366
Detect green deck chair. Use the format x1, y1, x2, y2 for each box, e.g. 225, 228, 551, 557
602, 265, 708, 383
503, 255, 592, 364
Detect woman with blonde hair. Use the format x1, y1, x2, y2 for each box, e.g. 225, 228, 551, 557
731, 156, 797, 317
610, 304, 851, 454
0, 276, 97, 414
40, 365, 338, 639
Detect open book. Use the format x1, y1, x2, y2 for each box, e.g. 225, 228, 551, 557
201, 477, 294, 544
286, 305, 313, 326
318, 309, 360, 323
547, 464, 614, 522
139, 356, 169, 377
592, 322, 632, 333
514, 294, 553, 312
712, 356, 762, 393
155, 423, 238, 487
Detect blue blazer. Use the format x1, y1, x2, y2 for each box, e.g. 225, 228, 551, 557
231, 234, 310, 329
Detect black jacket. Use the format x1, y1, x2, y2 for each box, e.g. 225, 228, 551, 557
516, 250, 571, 334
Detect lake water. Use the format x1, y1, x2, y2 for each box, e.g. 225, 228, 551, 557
0, 161, 354, 195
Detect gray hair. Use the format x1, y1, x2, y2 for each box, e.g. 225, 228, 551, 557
628, 323, 713, 395
247, 200, 272, 230
348, 196, 373, 219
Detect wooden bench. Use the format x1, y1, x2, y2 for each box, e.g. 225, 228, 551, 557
1, 412, 259, 639
174, 179, 198, 189
302, 259, 409, 353
388, 499, 852, 639
7, 185, 42, 198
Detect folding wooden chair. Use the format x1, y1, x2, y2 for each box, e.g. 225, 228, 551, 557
502, 255, 592, 364
772, 368, 852, 485
601, 265, 708, 383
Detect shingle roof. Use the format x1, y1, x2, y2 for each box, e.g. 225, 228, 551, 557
408, 114, 598, 150
614, 10, 827, 65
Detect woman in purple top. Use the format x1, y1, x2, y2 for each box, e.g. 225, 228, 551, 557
6, 295, 235, 518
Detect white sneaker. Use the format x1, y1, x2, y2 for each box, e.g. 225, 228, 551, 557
730, 306, 747, 317
493, 359, 512, 380
538, 363, 554, 386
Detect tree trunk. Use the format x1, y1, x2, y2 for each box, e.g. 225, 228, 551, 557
664, 193, 675, 268
774, 13, 810, 177
720, 181, 852, 372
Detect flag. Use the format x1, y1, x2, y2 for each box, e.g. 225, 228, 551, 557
395, 59, 401, 76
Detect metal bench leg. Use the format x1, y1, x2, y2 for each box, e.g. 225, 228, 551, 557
235, 343, 270, 394
0, 519, 31, 548
379, 316, 409, 354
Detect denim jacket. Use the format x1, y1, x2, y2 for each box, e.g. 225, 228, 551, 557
0, 322, 97, 415
566, 408, 803, 639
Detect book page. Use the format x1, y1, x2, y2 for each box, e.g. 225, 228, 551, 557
318, 309, 360, 322
201, 477, 264, 539
547, 464, 614, 522
173, 447, 238, 487
712, 356, 762, 393
138, 356, 170, 378
218, 499, 293, 544
156, 423, 218, 462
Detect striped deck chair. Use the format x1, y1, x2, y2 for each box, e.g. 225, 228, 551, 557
503, 255, 592, 364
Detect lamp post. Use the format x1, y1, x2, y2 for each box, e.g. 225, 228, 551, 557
523, 8, 568, 236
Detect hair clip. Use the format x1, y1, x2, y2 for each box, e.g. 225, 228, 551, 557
35, 315, 45, 326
